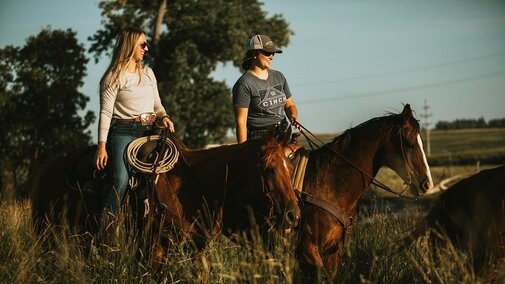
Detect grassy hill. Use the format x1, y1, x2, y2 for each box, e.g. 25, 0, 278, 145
425, 128, 505, 165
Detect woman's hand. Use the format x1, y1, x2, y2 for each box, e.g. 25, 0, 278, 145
285, 97, 301, 131
290, 117, 302, 131
162, 116, 175, 132
95, 141, 108, 170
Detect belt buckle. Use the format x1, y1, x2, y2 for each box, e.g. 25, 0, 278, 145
279, 119, 288, 131
139, 113, 156, 126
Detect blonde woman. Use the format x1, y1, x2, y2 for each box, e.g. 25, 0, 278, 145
95, 27, 174, 224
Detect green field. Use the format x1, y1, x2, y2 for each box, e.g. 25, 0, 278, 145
426, 128, 505, 165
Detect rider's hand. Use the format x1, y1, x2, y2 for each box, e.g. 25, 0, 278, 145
162, 116, 175, 132
291, 117, 302, 131
95, 141, 108, 170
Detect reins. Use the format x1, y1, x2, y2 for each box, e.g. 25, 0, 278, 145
295, 121, 416, 200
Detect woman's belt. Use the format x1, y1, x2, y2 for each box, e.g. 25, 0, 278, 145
248, 118, 288, 131
114, 113, 157, 126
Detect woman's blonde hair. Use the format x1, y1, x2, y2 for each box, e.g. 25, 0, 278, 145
100, 27, 145, 92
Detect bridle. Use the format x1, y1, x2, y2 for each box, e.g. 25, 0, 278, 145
255, 142, 299, 230
398, 130, 415, 194
296, 121, 417, 199
256, 149, 277, 223
290, 121, 420, 247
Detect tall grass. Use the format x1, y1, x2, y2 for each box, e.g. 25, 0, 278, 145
1, 195, 503, 283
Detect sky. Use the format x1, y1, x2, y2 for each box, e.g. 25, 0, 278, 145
1, 0, 505, 141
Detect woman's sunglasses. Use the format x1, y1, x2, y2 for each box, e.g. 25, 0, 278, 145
139, 42, 148, 49
260, 50, 275, 57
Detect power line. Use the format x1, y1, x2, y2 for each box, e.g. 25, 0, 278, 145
297, 69, 505, 105
292, 51, 505, 88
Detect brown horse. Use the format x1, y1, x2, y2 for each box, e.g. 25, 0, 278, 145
31, 127, 300, 249
407, 165, 505, 274
138, 127, 301, 250
294, 104, 433, 280
31, 145, 103, 234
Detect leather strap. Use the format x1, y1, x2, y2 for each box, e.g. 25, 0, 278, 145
303, 192, 355, 246
292, 150, 310, 196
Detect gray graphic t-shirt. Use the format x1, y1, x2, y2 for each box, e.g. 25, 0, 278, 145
232, 69, 292, 129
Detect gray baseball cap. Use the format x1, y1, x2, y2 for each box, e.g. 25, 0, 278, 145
246, 35, 282, 53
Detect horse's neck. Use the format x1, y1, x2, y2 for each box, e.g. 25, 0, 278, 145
182, 144, 257, 193
181, 143, 252, 167
333, 128, 385, 174
311, 126, 389, 209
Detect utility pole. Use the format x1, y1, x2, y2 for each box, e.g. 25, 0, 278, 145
422, 99, 432, 156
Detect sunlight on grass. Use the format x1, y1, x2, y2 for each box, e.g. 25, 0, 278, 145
1, 191, 503, 282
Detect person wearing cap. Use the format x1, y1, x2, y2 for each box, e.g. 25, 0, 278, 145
232, 34, 300, 143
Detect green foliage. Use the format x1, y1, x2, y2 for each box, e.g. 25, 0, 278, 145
435, 117, 505, 130
89, 0, 293, 147
0, 28, 94, 196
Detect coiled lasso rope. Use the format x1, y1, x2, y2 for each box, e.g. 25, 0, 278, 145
125, 134, 179, 187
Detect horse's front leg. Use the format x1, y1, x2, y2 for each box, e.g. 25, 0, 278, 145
323, 245, 345, 281
297, 224, 325, 281
149, 237, 165, 270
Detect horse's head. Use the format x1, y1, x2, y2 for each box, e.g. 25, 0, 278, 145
385, 104, 433, 196
254, 126, 301, 230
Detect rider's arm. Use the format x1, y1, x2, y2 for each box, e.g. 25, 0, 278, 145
285, 97, 298, 124
234, 107, 248, 143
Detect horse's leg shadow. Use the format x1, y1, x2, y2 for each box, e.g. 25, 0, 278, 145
293, 260, 326, 283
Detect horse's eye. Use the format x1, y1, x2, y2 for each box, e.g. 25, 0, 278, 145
401, 135, 415, 149
404, 140, 415, 149
265, 167, 276, 176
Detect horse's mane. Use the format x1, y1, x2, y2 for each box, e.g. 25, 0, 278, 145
168, 132, 265, 167
310, 109, 420, 170
331, 110, 420, 149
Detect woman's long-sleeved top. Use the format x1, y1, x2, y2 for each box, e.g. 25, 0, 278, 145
98, 66, 167, 142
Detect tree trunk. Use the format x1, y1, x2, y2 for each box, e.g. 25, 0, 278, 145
154, 0, 167, 45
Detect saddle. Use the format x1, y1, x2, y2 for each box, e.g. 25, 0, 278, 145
283, 132, 309, 195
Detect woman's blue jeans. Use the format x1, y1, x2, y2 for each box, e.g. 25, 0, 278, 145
101, 122, 153, 218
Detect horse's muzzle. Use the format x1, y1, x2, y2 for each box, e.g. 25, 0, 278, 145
414, 178, 433, 195
284, 206, 301, 228
422, 180, 432, 192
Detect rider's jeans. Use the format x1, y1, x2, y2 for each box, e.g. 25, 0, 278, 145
101, 122, 152, 218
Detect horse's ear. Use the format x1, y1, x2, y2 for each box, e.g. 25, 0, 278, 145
401, 104, 413, 123
278, 125, 292, 146
265, 125, 277, 142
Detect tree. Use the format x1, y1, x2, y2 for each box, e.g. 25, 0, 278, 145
0, 28, 94, 196
488, 118, 505, 128
88, 0, 292, 147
